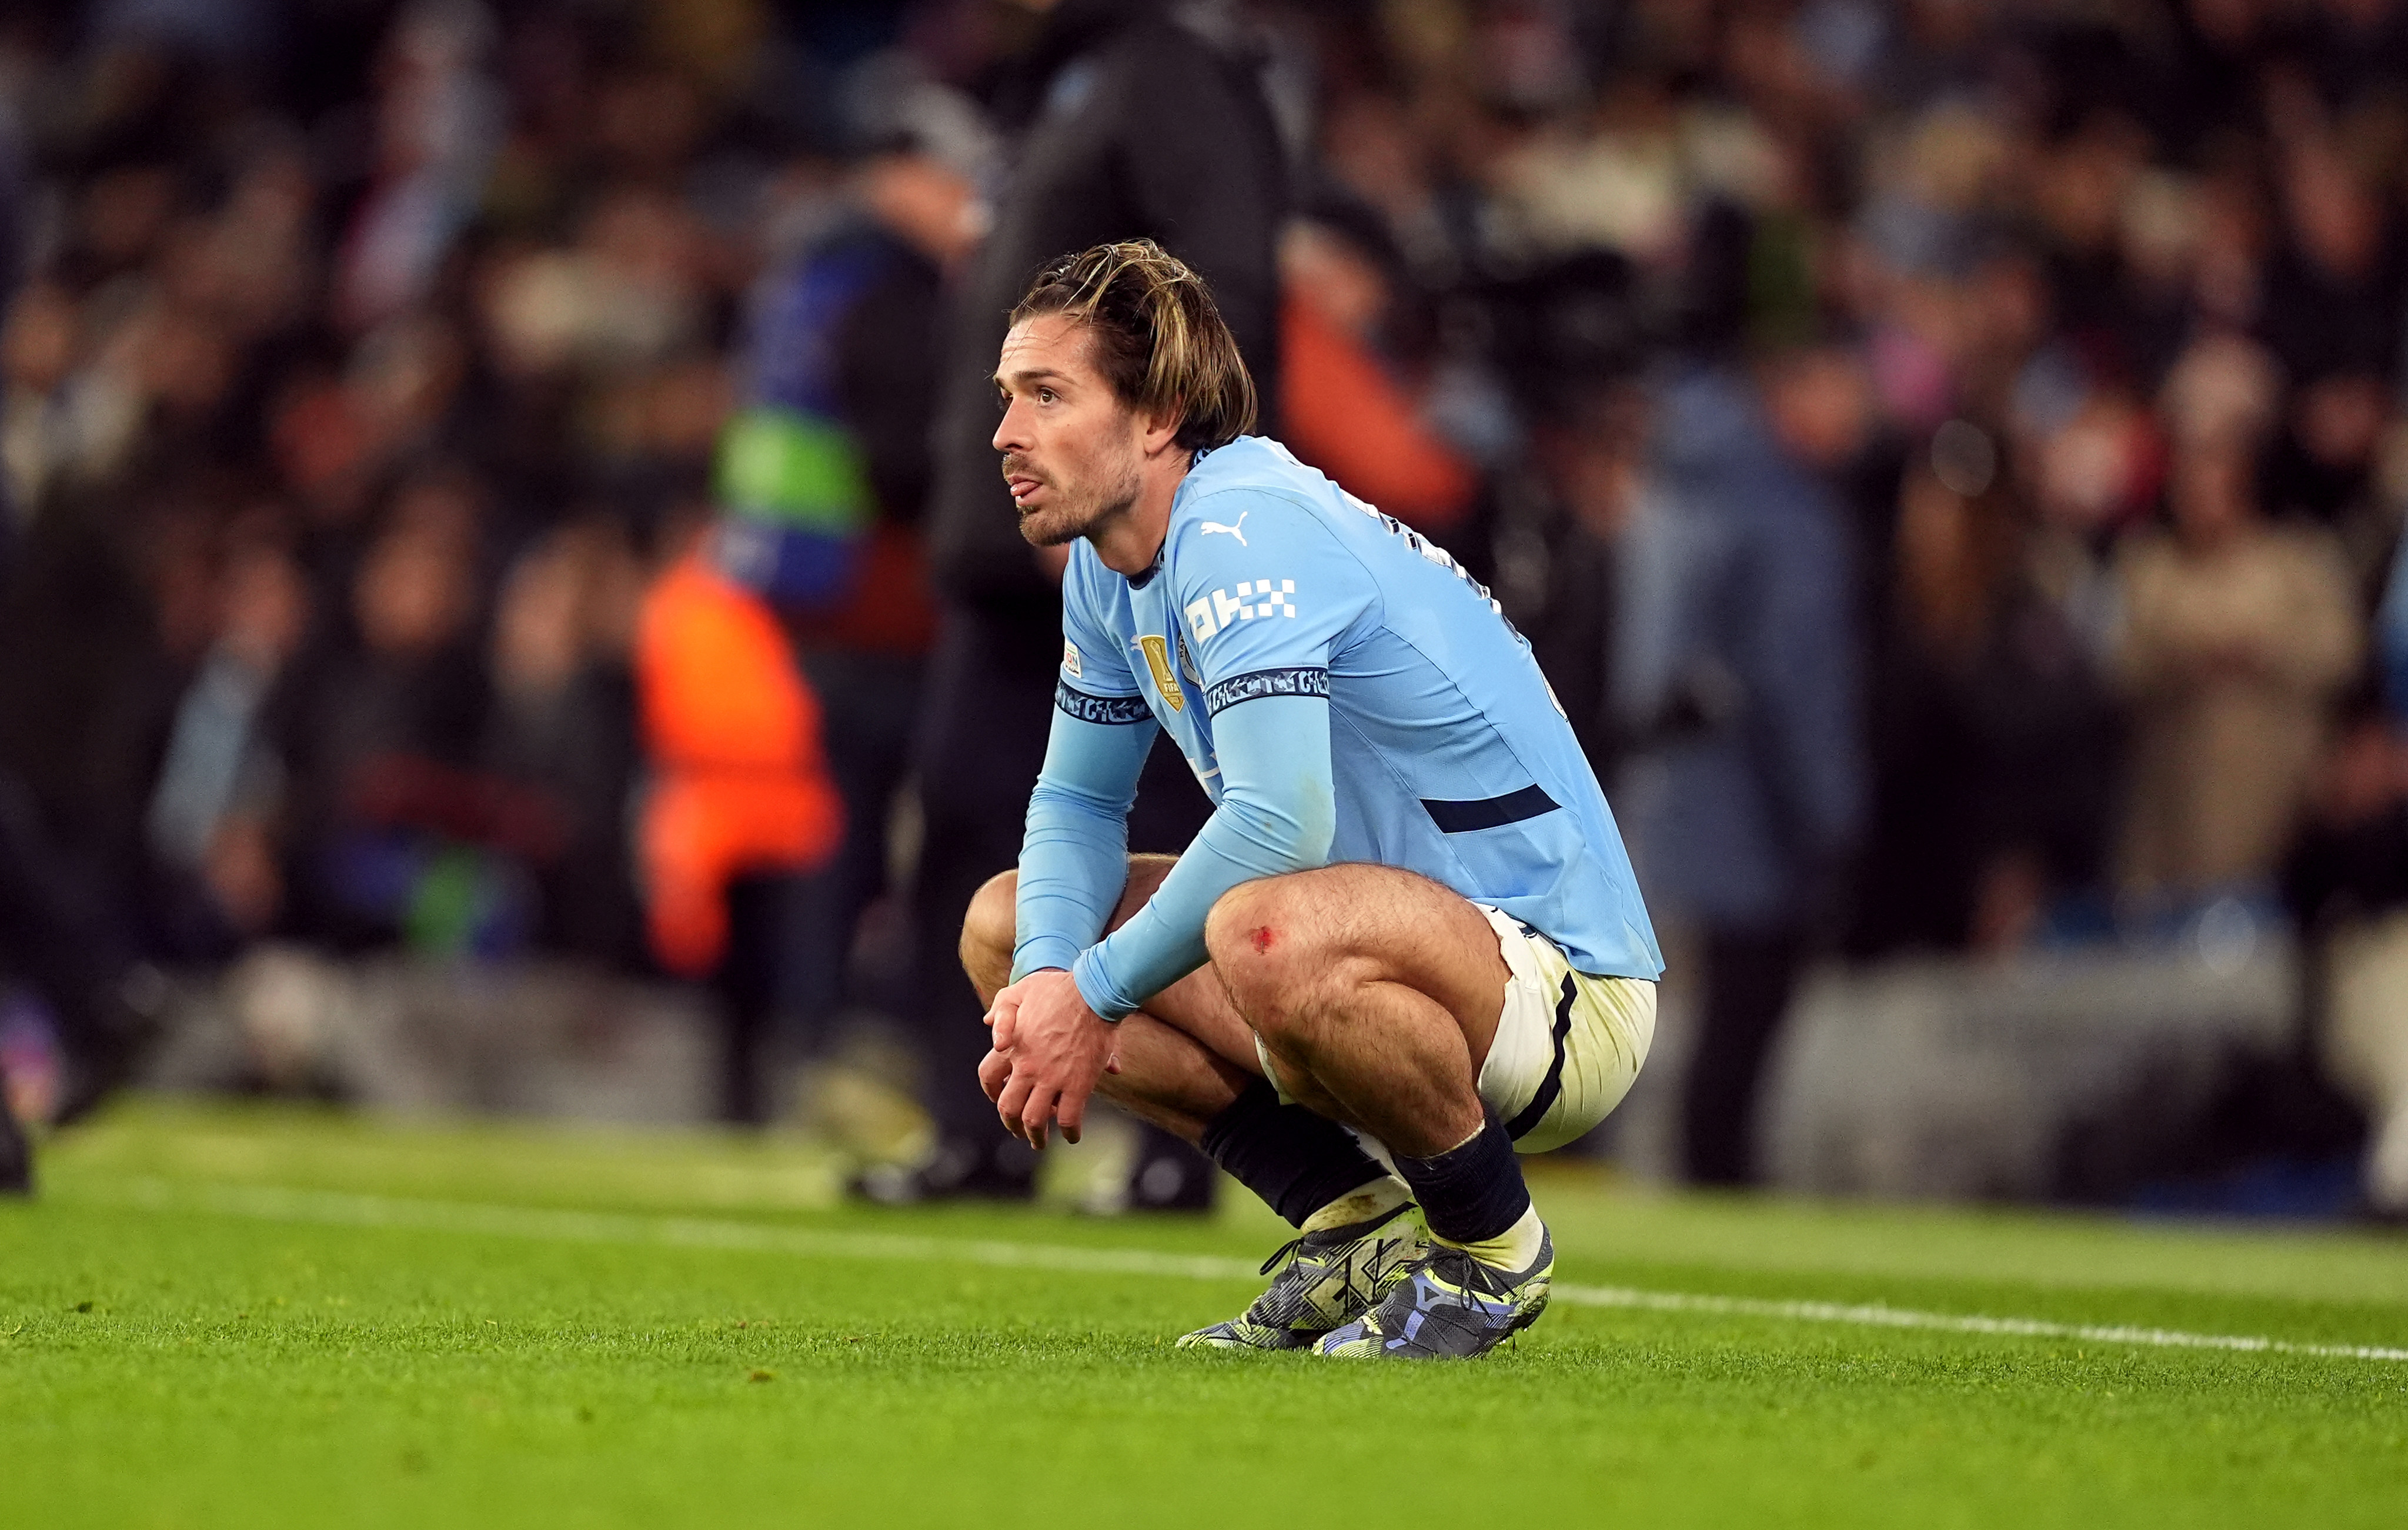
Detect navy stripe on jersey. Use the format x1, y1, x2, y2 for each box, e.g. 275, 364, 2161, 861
1055, 683, 1152, 725
1420, 783, 1560, 833
1203, 666, 1330, 714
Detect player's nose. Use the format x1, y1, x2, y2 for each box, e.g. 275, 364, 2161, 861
993, 396, 1032, 454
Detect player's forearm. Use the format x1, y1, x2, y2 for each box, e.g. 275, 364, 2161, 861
1015, 779, 1131, 979
1013, 713, 1153, 981
1070, 696, 1335, 1018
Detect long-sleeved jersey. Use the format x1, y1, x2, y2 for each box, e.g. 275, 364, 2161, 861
1012, 435, 1663, 1020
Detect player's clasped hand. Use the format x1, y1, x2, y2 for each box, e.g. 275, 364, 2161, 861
981, 968, 1121, 1148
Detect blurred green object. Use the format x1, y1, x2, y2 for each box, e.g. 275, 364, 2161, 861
4, 1100, 2404, 1528
715, 406, 874, 535
401, 843, 520, 957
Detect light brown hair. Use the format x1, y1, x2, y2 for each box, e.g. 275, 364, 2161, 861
1010, 240, 1258, 452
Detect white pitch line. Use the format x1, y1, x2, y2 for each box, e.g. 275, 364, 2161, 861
1542, 1286, 2408, 1363
71, 1177, 2408, 1364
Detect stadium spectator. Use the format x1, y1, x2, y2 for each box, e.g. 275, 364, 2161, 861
330, 0, 501, 335
632, 525, 843, 1124
1849, 433, 2120, 957
0, 90, 159, 1180
2282, 685, 2408, 1213
144, 522, 310, 948
901, 0, 1284, 1204
1522, 374, 1651, 789
481, 516, 646, 964
260, 464, 509, 951
2113, 439, 2363, 903
2256, 134, 2402, 533
1275, 202, 1475, 532
2282, 683, 2408, 1217
706, 93, 978, 1087
1615, 227, 1865, 1184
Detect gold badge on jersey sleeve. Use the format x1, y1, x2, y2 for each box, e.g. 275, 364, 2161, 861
1135, 634, 1184, 711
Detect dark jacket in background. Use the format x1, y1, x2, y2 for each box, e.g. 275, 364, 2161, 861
1616, 363, 1865, 930
1613, 361, 1865, 1184
925, 0, 1285, 617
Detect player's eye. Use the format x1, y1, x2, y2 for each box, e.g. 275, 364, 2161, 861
1037, 387, 1058, 405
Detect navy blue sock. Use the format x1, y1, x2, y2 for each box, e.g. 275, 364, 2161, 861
1392, 1111, 1529, 1245
1198, 1078, 1388, 1228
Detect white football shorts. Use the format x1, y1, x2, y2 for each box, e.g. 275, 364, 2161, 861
1251, 906, 1655, 1156
1471, 905, 1655, 1154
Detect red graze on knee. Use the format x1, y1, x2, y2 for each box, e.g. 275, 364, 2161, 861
1250, 926, 1275, 954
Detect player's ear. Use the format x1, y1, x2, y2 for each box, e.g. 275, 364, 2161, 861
1138, 402, 1184, 458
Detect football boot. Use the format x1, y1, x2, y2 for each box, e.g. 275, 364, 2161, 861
1314, 1226, 1552, 1359
1176, 1200, 1426, 1350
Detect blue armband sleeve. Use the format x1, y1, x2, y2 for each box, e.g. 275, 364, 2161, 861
1069, 692, 1334, 1018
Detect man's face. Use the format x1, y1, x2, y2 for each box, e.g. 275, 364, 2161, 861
993, 314, 1147, 547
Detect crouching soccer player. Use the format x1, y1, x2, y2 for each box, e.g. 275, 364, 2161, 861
961, 242, 1662, 1359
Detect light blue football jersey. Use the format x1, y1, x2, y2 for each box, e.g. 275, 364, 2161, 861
1017, 435, 1662, 1018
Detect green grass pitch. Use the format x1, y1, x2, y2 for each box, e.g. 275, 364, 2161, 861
5, 1101, 2405, 1527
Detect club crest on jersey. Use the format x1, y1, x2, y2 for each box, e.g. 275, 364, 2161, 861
1135, 634, 1184, 711
1185, 579, 1297, 641
1061, 639, 1083, 678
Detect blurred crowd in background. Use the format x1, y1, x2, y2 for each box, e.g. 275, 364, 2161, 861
4, 0, 2408, 1214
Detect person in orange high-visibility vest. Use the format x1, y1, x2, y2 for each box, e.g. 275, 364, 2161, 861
633, 551, 843, 1121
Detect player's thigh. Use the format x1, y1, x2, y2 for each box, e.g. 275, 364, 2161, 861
1106, 853, 1180, 923
1210, 864, 1508, 1066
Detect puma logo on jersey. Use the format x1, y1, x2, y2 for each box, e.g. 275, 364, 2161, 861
1185, 579, 1296, 640
1199, 511, 1248, 546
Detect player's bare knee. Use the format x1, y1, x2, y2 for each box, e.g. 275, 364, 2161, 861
958, 870, 1019, 998
1205, 879, 1281, 973
1205, 879, 1322, 1027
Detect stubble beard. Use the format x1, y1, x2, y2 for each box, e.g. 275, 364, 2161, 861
1011, 451, 1142, 549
